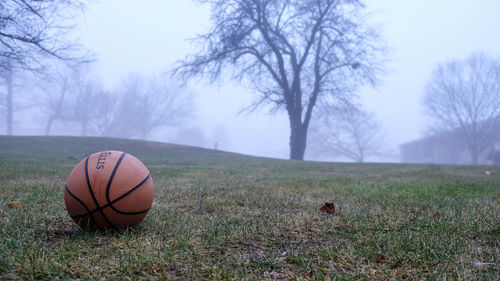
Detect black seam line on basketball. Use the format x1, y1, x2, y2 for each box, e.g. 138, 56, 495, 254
108, 172, 150, 214
70, 173, 152, 219
85, 155, 114, 228
71, 207, 150, 219
108, 173, 151, 214
65, 185, 96, 225
105, 152, 127, 211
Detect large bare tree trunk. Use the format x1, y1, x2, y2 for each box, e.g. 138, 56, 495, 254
289, 113, 308, 160
289, 128, 307, 160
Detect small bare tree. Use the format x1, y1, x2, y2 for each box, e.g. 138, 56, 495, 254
423, 53, 500, 164
309, 106, 385, 162
115, 74, 195, 139
90, 90, 129, 138
84, 74, 195, 139
0, 62, 14, 134
176, 0, 385, 160
68, 63, 104, 136
0, 62, 35, 135
35, 64, 74, 135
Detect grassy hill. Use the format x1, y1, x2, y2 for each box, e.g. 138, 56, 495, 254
0, 136, 499, 280
0, 135, 264, 165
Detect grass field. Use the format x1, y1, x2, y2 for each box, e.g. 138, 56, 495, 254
0, 135, 499, 280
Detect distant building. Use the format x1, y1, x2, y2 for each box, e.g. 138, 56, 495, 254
400, 131, 500, 165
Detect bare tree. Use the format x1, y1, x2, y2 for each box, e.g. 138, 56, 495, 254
0, 0, 84, 69
35, 64, 74, 135
0, 0, 85, 134
69, 63, 103, 136
90, 90, 129, 138
117, 75, 195, 139
0, 62, 34, 135
423, 53, 500, 164
84, 74, 195, 139
176, 0, 385, 160
309, 106, 385, 162
0, 61, 14, 134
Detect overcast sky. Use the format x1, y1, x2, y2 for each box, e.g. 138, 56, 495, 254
73, 0, 500, 160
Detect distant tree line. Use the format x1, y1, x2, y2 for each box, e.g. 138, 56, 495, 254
21, 62, 195, 139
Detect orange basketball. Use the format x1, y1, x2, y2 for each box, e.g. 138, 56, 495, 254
64, 151, 154, 230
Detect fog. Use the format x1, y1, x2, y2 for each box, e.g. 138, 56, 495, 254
4, 0, 500, 162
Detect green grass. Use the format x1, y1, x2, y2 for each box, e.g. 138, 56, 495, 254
0, 135, 499, 280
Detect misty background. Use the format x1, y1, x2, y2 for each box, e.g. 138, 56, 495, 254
2, 0, 500, 162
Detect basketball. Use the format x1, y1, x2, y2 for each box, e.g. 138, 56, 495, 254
64, 151, 154, 230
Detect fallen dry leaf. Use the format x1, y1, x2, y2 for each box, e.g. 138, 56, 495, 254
430, 210, 438, 217
320, 202, 335, 215
7, 201, 20, 208
374, 255, 386, 264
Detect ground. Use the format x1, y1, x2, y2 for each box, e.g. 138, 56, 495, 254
0, 136, 499, 280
